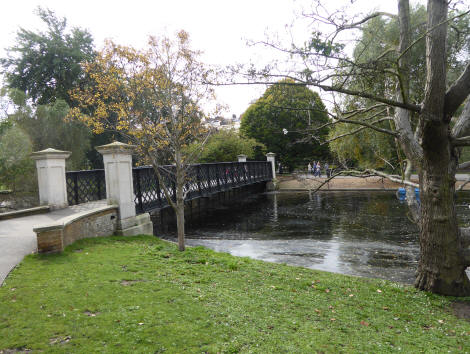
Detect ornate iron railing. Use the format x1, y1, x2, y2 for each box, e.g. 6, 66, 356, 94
66, 169, 106, 206
133, 161, 272, 213
65, 162, 272, 211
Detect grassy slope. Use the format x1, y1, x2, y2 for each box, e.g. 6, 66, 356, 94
0, 235, 469, 353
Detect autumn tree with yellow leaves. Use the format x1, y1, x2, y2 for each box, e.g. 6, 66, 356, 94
68, 31, 216, 251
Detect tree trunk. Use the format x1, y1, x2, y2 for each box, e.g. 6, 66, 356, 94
415, 120, 470, 295
175, 149, 185, 251
176, 192, 185, 251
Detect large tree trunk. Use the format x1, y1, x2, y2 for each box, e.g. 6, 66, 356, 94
414, 0, 470, 296
415, 120, 470, 295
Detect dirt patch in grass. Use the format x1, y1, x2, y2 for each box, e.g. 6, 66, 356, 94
452, 301, 470, 321
120, 279, 145, 286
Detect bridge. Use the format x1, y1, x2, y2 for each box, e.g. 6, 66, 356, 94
66, 161, 273, 214
0, 142, 275, 278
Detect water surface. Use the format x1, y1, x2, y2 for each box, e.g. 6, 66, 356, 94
177, 191, 470, 284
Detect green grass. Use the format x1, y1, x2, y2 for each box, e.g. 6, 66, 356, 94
1, 235, 469, 353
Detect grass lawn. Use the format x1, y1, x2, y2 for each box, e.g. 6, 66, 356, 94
1, 235, 469, 353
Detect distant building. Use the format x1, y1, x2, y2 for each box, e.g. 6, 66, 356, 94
203, 114, 241, 131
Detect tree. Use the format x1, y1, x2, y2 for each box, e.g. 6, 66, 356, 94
328, 4, 470, 172
240, 79, 330, 171
189, 129, 266, 163
244, 0, 470, 295
0, 124, 35, 192
69, 31, 215, 251
1, 7, 95, 105
3, 88, 92, 170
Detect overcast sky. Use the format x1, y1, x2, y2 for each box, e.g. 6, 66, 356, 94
0, 0, 418, 116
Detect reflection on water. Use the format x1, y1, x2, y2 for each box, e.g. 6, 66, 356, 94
175, 191, 470, 284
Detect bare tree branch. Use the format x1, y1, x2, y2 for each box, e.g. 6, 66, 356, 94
307, 167, 418, 194
452, 135, 470, 146
336, 12, 397, 31
213, 80, 422, 112
367, 168, 419, 188
322, 126, 367, 144
333, 117, 397, 136
445, 62, 470, 119
458, 161, 470, 170
457, 177, 470, 191
451, 94, 470, 138
314, 83, 422, 112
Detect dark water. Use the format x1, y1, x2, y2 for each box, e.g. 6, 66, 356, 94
180, 191, 470, 284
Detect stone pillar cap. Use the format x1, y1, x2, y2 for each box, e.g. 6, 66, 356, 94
266, 152, 276, 157
96, 141, 136, 155
237, 154, 247, 158
31, 148, 71, 160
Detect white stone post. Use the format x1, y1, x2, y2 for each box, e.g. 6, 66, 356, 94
96, 141, 153, 236
237, 154, 247, 162
96, 142, 137, 229
266, 152, 276, 179
31, 148, 71, 210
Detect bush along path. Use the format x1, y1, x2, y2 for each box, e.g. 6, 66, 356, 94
0, 235, 469, 353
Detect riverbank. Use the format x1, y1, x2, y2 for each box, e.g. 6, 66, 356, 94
277, 174, 470, 190
1, 235, 469, 352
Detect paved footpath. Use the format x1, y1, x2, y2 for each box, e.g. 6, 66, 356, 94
0, 202, 106, 285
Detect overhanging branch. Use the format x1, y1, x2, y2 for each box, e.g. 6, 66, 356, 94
307, 168, 418, 194
213, 80, 422, 113
445, 62, 470, 119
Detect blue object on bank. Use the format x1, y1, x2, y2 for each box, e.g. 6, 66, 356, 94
397, 187, 406, 201
397, 187, 420, 203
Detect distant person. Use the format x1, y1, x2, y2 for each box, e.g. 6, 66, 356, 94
325, 163, 330, 177
315, 161, 321, 177
312, 161, 317, 175
307, 163, 311, 175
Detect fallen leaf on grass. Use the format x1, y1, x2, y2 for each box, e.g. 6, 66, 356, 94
360, 321, 370, 326
377, 289, 382, 293
50, 336, 71, 345
84, 311, 100, 317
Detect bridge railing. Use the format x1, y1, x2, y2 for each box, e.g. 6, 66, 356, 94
65, 161, 272, 210
133, 161, 272, 214
66, 169, 106, 206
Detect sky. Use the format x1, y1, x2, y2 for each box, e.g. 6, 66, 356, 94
0, 0, 415, 116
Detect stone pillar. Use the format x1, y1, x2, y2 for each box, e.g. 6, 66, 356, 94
96, 141, 153, 236
31, 148, 71, 210
266, 152, 276, 179
96, 142, 136, 229
237, 154, 247, 162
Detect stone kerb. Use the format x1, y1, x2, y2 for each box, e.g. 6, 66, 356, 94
96, 141, 153, 236
31, 148, 71, 210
